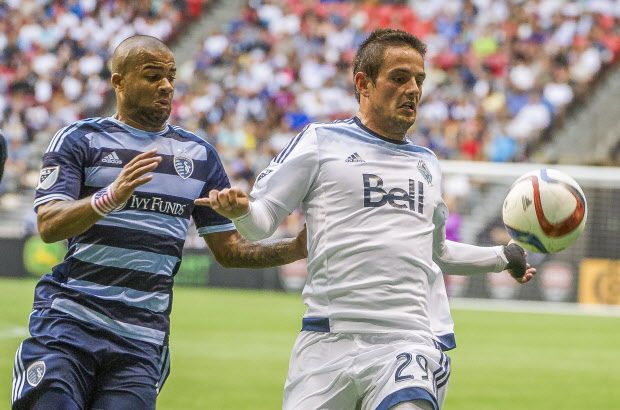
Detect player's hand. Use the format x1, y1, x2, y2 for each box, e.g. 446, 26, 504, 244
503, 242, 537, 284
194, 187, 250, 219
111, 148, 162, 204
295, 224, 308, 259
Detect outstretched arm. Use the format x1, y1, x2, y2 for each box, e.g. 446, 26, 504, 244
196, 187, 307, 267
194, 187, 290, 241
203, 227, 307, 268
432, 204, 536, 283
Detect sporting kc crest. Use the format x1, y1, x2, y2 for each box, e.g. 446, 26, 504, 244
173, 153, 194, 179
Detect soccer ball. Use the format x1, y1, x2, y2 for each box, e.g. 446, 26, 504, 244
502, 169, 587, 254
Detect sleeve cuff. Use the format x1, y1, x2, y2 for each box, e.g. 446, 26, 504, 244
33, 193, 75, 211
496, 245, 509, 272
196, 222, 236, 236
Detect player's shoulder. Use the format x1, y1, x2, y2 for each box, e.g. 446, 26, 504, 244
45, 117, 109, 153
406, 142, 438, 159
307, 117, 357, 132
167, 124, 220, 156
300, 117, 357, 142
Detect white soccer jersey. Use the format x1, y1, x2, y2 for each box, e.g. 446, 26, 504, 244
250, 117, 458, 345
242, 117, 506, 349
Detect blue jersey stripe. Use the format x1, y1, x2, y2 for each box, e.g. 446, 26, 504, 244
77, 224, 184, 257
51, 298, 166, 345
96, 209, 190, 240
274, 125, 309, 163
79, 189, 193, 220
87, 130, 210, 160
64, 279, 170, 313
84, 167, 204, 200
87, 148, 211, 181
70, 243, 180, 276
67, 259, 173, 293
36, 281, 171, 327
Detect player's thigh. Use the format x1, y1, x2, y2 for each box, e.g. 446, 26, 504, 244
11, 337, 94, 409
284, 331, 360, 410
89, 341, 166, 410
90, 387, 157, 410
18, 389, 80, 410
361, 342, 450, 410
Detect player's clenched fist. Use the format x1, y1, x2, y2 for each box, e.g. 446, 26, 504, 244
110, 148, 162, 204
194, 187, 250, 219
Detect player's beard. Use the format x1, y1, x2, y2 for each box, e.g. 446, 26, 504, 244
126, 102, 171, 130
386, 112, 415, 137
142, 104, 171, 127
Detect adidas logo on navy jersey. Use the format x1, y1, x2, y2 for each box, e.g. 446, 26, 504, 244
102, 152, 123, 165
345, 152, 365, 163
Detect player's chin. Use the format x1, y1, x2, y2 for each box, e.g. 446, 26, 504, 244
147, 107, 171, 124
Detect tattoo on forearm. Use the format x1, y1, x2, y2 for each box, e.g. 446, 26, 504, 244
222, 236, 300, 268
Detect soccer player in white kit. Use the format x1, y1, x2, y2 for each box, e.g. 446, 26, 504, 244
197, 29, 536, 410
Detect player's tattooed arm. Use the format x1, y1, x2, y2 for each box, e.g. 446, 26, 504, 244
204, 227, 307, 268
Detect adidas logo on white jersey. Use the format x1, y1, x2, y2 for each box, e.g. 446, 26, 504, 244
102, 152, 123, 165
345, 152, 365, 163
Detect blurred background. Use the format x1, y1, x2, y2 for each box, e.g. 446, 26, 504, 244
0, 0, 618, 409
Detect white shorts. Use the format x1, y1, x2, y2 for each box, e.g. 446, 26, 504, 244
283, 331, 450, 410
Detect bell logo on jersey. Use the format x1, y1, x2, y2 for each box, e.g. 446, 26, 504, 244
363, 174, 424, 214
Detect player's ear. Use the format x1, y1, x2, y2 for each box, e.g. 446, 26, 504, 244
111, 73, 124, 91
354, 72, 372, 99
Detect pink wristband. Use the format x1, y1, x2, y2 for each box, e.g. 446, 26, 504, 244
90, 185, 123, 216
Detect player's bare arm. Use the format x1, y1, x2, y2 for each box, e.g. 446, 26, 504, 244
204, 227, 307, 268
37, 149, 161, 243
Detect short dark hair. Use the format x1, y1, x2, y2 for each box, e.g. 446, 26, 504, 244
352, 29, 427, 102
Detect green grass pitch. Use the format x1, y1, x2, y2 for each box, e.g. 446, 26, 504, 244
1, 277, 618, 409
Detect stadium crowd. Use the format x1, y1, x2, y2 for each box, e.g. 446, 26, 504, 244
1, 0, 619, 239
0, 0, 205, 195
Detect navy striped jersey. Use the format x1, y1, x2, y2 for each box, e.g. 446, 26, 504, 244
32, 117, 235, 345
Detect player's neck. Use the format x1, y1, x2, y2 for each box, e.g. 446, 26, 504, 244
356, 112, 407, 143
113, 112, 167, 133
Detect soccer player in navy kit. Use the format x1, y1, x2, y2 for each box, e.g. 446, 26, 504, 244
11, 35, 307, 409
201, 29, 537, 410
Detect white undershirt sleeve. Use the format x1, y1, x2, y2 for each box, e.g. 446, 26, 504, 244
233, 125, 319, 241
432, 202, 508, 275
231, 198, 290, 241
